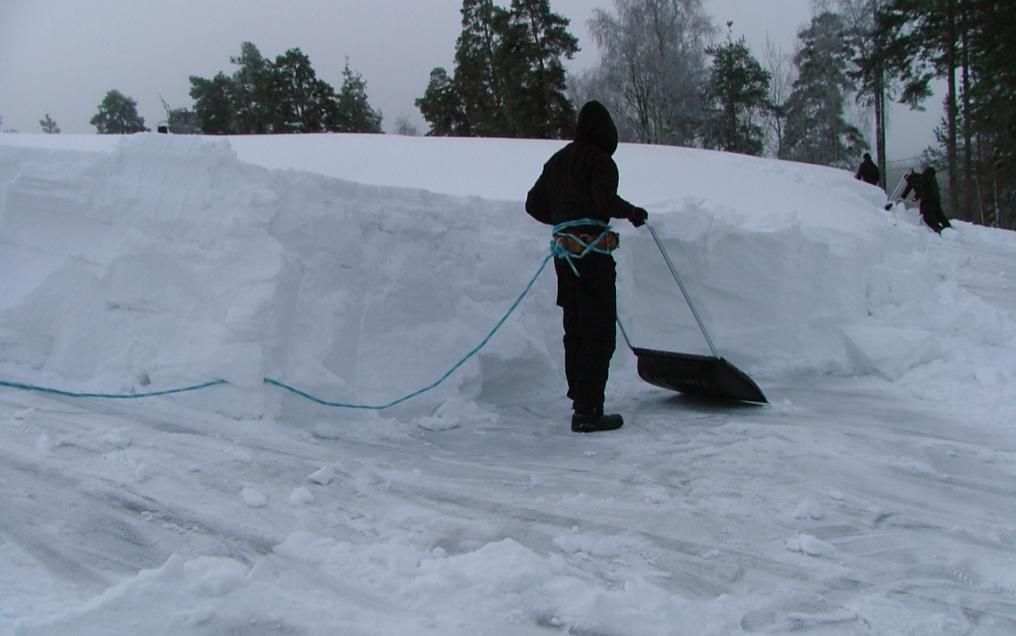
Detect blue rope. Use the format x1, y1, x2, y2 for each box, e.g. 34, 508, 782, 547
265, 251, 554, 410
0, 248, 558, 410
550, 218, 613, 276
0, 220, 616, 410
0, 378, 227, 399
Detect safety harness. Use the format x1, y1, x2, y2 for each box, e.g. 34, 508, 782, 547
550, 218, 620, 276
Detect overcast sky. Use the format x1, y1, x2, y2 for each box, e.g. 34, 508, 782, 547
1, 0, 941, 160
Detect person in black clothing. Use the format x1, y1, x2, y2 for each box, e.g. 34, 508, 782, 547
525, 101, 648, 433
900, 166, 952, 233
855, 153, 880, 186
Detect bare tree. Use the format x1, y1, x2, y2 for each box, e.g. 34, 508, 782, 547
394, 116, 419, 136
588, 0, 714, 145
39, 113, 61, 133
568, 66, 639, 141
762, 36, 796, 157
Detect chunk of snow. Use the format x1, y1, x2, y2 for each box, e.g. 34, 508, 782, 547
240, 488, 267, 508
307, 466, 334, 485
289, 487, 315, 506
786, 533, 835, 557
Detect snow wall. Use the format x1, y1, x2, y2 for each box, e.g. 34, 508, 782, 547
1, 133, 1013, 421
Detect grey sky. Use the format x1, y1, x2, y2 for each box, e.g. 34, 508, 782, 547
1, 0, 940, 160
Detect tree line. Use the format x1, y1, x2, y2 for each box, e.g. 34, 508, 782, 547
419, 0, 869, 169
20, 0, 1011, 228
87, 42, 383, 136
417, 0, 1012, 229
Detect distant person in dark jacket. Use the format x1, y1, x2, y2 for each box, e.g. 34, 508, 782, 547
900, 166, 952, 233
526, 101, 648, 433
855, 153, 880, 186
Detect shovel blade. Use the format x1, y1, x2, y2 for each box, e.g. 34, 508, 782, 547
634, 348, 767, 404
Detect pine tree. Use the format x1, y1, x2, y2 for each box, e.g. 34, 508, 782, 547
508, 0, 579, 136
333, 59, 383, 133
416, 67, 466, 136
500, 0, 579, 139
454, 0, 511, 136
781, 13, 867, 168
90, 90, 147, 134
229, 42, 277, 133
818, 0, 891, 188
272, 48, 339, 133
39, 113, 61, 134
703, 28, 770, 156
189, 72, 235, 134
416, 0, 580, 138
869, 1, 961, 211
959, 0, 1016, 227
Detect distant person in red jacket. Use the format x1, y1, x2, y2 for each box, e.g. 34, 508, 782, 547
855, 153, 880, 186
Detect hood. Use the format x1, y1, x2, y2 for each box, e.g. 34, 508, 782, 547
575, 101, 618, 156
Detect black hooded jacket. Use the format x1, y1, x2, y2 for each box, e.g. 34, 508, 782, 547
902, 167, 942, 209
855, 156, 880, 185
526, 101, 637, 232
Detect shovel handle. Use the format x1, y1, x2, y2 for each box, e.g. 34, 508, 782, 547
645, 223, 720, 358
886, 174, 907, 206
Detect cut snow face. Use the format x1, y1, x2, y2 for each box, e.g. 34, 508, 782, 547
1, 133, 1012, 425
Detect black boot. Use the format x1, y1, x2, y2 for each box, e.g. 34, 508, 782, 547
571, 407, 624, 433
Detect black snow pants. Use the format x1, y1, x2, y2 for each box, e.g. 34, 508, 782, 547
920, 202, 952, 233
555, 252, 617, 413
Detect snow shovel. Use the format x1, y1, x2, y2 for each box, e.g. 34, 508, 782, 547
884, 173, 908, 211
631, 223, 767, 404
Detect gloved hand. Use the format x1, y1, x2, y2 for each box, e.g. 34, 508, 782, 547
628, 207, 648, 228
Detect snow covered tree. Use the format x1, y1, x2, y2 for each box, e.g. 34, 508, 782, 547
761, 36, 796, 157
90, 90, 147, 134
333, 59, 383, 133
702, 28, 770, 155
39, 113, 60, 134
588, 0, 714, 145
781, 12, 867, 168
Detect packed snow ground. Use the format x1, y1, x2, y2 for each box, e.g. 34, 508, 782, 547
1, 132, 1014, 634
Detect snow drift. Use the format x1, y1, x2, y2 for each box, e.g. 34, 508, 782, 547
1, 133, 1014, 424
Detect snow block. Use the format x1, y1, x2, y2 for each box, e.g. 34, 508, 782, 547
841, 325, 943, 381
